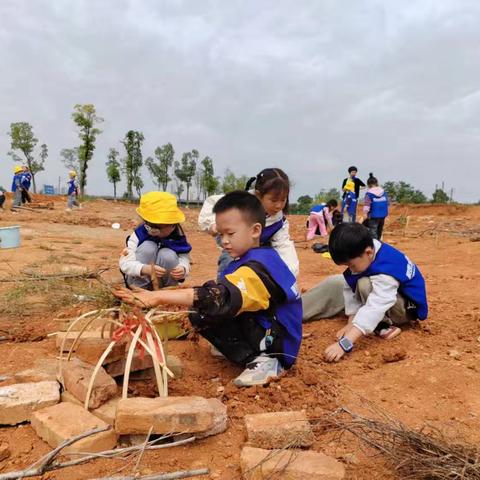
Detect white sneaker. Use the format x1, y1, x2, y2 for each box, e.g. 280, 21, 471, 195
210, 345, 225, 358
234, 355, 283, 387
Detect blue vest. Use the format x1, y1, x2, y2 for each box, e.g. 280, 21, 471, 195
342, 191, 357, 216
133, 224, 192, 254
260, 217, 285, 245
310, 203, 326, 214
343, 242, 428, 320
21, 172, 32, 190
222, 247, 302, 368
366, 191, 388, 218
11, 173, 22, 192
67, 179, 77, 195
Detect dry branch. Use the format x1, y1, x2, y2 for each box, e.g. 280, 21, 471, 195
90, 469, 209, 479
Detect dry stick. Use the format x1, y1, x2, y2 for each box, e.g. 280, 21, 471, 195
0, 426, 110, 480
132, 426, 153, 476
90, 469, 209, 480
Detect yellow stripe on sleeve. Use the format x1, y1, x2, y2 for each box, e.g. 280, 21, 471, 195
224, 266, 271, 315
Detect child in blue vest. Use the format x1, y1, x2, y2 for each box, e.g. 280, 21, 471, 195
198, 168, 299, 279
324, 223, 428, 362
20, 166, 32, 204
363, 173, 388, 240
120, 191, 192, 290
115, 191, 303, 387
341, 180, 358, 223
11, 165, 25, 208
305, 199, 338, 240
67, 171, 81, 210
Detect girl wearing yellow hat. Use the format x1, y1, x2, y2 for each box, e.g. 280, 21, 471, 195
341, 180, 358, 223
66, 171, 81, 211
119, 191, 192, 289
11, 165, 25, 208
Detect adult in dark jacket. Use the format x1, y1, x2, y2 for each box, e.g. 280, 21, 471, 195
341, 166, 365, 199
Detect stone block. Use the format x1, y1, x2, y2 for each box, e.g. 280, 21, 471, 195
196, 398, 228, 438
244, 410, 314, 449
61, 391, 119, 426
0, 381, 60, 425
31, 402, 117, 454
105, 354, 153, 377
75, 338, 126, 365
62, 358, 117, 409
115, 396, 226, 435
240, 446, 345, 480
56, 330, 107, 351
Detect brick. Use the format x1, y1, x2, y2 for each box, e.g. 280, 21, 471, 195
115, 396, 224, 435
75, 338, 126, 365
240, 446, 345, 480
105, 354, 182, 378
56, 330, 107, 351
0, 381, 60, 425
196, 398, 227, 438
56, 314, 111, 332
61, 391, 119, 426
31, 402, 117, 454
62, 358, 117, 409
245, 411, 314, 449
1, 359, 59, 386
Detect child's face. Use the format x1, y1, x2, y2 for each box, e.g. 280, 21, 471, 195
258, 191, 287, 216
144, 223, 175, 238
349, 170, 357, 178
215, 208, 261, 259
341, 247, 375, 274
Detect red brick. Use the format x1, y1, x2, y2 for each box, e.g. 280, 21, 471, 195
62, 358, 117, 409
240, 446, 345, 479
31, 402, 117, 454
75, 338, 126, 365
244, 410, 314, 449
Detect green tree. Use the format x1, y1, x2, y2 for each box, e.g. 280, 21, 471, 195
431, 188, 449, 204
106, 148, 121, 199
294, 195, 313, 214
201, 156, 220, 197
71, 104, 103, 195
221, 168, 248, 193
313, 187, 341, 204
60, 147, 80, 172
383, 181, 427, 204
145, 143, 175, 190
122, 130, 144, 199
7, 122, 47, 193
174, 149, 198, 205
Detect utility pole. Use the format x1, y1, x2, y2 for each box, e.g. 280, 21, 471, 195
450, 188, 454, 203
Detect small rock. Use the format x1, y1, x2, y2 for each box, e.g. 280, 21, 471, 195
382, 349, 407, 363
0, 442, 11, 461
448, 350, 461, 360
339, 452, 359, 465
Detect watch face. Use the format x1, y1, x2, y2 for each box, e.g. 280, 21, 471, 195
339, 337, 353, 352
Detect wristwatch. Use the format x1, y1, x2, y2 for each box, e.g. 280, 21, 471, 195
338, 336, 354, 353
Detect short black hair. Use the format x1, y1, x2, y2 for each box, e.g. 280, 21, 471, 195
348, 166, 358, 173
326, 199, 338, 209
213, 190, 266, 229
329, 223, 374, 264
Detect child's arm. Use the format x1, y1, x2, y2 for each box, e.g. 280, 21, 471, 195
270, 219, 299, 277
198, 194, 223, 234
114, 286, 194, 308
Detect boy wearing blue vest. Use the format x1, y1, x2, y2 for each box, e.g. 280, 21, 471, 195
120, 191, 191, 290
66, 171, 81, 210
363, 173, 388, 240
341, 180, 358, 223
20, 166, 32, 204
11, 165, 24, 208
324, 223, 428, 362
114, 191, 303, 387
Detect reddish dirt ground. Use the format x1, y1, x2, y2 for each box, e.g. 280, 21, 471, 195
0, 196, 479, 479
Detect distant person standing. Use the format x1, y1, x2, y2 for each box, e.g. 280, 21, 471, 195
341, 166, 365, 199
363, 173, 389, 240
66, 171, 81, 211
21, 166, 32, 203
0, 186, 6, 210
11, 165, 23, 208
341, 180, 358, 223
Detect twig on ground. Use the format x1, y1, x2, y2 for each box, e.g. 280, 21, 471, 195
89, 469, 209, 479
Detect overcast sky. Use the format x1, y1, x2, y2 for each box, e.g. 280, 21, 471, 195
1, 0, 478, 202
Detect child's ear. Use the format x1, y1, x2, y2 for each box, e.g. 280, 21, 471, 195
251, 222, 262, 239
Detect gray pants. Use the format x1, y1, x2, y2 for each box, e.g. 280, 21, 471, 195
12, 189, 22, 207
302, 274, 346, 322
357, 277, 412, 326
67, 194, 80, 209
125, 241, 181, 289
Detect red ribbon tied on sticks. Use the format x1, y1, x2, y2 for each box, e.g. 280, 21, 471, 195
112, 309, 164, 364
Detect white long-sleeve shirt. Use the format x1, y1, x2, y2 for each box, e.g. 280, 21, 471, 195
198, 193, 299, 278
343, 240, 400, 334
119, 230, 191, 278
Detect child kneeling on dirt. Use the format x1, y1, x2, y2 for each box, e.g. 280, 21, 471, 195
119, 191, 192, 290
114, 191, 302, 387
324, 223, 428, 362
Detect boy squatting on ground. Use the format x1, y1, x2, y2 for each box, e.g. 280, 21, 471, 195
114, 191, 302, 387
323, 223, 428, 362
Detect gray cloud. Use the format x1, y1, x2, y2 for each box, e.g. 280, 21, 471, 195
1, 0, 478, 202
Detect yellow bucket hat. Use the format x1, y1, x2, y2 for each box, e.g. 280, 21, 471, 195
69, 170, 77, 177
14, 165, 23, 174
344, 180, 355, 192
136, 191, 185, 224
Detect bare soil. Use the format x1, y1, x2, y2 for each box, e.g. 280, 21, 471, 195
0, 196, 479, 479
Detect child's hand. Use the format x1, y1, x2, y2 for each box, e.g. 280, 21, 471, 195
336, 325, 350, 340
141, 265, 166, 277
208, 224, 218, 236
324, 342, 346, 362
170, 265, 186, 280
120, 247, 129, 257
112, 286, 159, 308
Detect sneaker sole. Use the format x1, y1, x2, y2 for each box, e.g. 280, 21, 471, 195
233, 370, 285, 387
